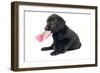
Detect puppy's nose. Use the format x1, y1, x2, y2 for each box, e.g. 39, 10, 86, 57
45, 26, 50, 30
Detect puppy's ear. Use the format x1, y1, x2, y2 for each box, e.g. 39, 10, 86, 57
57, 17, 66, 30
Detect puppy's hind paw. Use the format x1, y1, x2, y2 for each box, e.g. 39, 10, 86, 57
50, 51, 59, 56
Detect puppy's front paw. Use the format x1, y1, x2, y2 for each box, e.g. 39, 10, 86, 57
41, 47, 48, 51
50, 51, 59, 56
41, 47, 53, 51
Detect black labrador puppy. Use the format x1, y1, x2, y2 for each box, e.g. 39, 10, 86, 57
41, 14, 81, 56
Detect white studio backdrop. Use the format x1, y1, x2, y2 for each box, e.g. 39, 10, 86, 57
0, 0, 100, 73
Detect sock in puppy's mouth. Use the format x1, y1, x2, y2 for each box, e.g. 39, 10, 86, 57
36, 31, 51, 42
43, 31, 51, 39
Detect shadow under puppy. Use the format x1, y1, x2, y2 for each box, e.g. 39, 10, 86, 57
41, 14, 81, 56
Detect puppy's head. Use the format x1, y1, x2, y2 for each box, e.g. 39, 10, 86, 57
45, 14, 65, 33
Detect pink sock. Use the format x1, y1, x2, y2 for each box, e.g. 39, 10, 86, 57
35, 34, 43, 42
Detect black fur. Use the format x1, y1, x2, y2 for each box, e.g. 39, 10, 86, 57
41, 14, 81, 56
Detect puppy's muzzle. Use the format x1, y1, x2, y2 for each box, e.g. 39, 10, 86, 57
45, 26, 51, 31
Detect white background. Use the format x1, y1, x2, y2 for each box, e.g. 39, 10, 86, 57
0, 0, 100, 73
